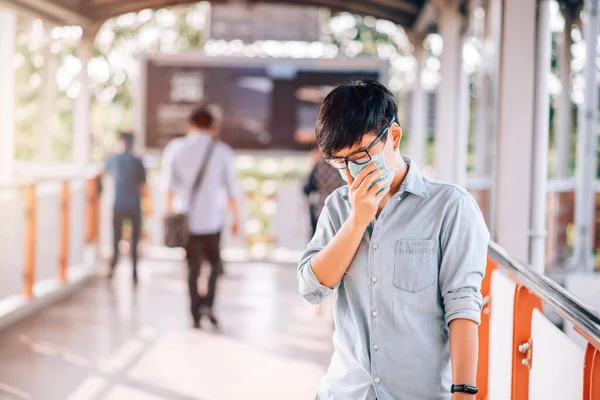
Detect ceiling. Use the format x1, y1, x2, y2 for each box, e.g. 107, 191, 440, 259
4, 0, 429, 30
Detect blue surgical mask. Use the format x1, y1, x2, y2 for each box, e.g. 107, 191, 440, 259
339, 145, 397, 191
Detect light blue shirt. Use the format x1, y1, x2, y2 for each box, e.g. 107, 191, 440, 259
298, 156, 490, 400
163, 131, 238, 235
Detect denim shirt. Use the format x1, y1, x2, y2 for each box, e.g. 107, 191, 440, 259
298, 157, 490, 400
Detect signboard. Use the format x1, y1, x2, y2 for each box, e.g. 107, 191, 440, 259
209, 4, 321, 43
142, 57, 381, 150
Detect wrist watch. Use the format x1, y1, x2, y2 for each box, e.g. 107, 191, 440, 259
450, 384, 478, 395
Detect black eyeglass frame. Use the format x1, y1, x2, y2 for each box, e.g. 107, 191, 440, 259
325, 116, 397, 170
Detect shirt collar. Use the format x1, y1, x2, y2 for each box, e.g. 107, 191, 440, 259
188, 129, 209, 138
399, 155, 429, 197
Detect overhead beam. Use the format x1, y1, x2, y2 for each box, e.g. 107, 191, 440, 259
291, 0, 416, 25
91, 0, 416, 27
1, 0, 92, 26
368, 0, 420, 14
412, 0, 438, 34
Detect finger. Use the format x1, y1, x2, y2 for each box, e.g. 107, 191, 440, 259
358, 169, 386, 193
351, 163, 377, 189
345, 169, 354, 186
367, 177, 391, 196
374, 183, 392, 200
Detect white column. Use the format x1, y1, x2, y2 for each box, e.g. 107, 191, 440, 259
473, 68, 489, 176
408, 38, 428, 167
456, 59, 470, 188
73, 34, 93, 165
0, 9, 16, 184
556, 9, 574, 178
434, 1, 468, 186
572, 0, 598, 272
529, 0, 552, 274
491, 0, 538, 263
38, 31, 57, 164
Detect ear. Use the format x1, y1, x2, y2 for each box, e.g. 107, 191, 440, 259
390, 123, 402, 151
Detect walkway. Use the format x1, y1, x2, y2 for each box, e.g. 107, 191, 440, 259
0, 258, 332, 400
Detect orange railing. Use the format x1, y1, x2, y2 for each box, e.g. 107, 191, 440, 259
477, 242, 600, 400
0, 175, 100, 299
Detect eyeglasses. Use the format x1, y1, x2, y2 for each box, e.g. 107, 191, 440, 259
325, 116, 396, 170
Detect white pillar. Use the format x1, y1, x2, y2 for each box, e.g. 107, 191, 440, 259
408, 38, 428, 167
73, 34, 93, 165
572, 0, 598, 272
556, 9, 574, 178
473, 0, 492, 178
38, 31, 57, 164
530, 0, 552, 274
491, 0, 538, 264
456, 59, 470, 188
0, 9, 16, 184
473, 68, 489, 176
434, 1, 468, 186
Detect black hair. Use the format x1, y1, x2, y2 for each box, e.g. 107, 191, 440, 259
119, 131, 134, 151
315, 79, 398, 158
189, 106, 215, 130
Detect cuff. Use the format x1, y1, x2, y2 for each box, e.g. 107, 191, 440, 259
298, 261, 337, 305
444, 290, 483, 325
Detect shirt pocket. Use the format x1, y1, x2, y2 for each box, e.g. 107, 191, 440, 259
393, 239, 438, 293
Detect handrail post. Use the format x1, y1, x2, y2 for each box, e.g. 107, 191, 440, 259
511, 285, 543, 400
22, 185, 37, 298
584, 344, 600, 399
59, 181, 70, 283
86, 176, 99, 244
477, 258, 496, 400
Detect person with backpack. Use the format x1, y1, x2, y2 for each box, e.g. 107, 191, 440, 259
163, 106, 240, 328
105, 132, 152, 285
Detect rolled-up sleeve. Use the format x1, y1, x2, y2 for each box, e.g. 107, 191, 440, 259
439, 193, 490, 325
297, 202, 339, 304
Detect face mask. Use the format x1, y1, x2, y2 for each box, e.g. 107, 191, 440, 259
339, 139, 397, 191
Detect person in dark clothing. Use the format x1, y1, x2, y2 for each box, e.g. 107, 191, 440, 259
105, 132, 152, 285
303, 167, 319, 236
303, 154, 346, 237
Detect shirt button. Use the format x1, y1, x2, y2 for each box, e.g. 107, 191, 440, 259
372, 243, 379, 249
371, 276, 378, 283
373, 344, 380, 350
372, 311, 378, 317
375, 378, 381, 383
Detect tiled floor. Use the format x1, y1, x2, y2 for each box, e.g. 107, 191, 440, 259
0, 258, 332, 400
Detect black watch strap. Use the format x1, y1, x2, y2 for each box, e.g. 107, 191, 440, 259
450, 384, 479, 395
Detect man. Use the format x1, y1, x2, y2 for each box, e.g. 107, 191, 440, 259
105, 132, 151, 285
164, 106, 240, 329
298, 80, 489, 400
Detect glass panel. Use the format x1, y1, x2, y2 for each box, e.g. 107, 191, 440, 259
488, 269, 517, 400
0, 189, 25, 300
69, 181, 86, 269
35, 183, 60, 281
529, 308, 585, 399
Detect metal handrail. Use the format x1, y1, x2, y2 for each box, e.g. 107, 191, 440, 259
0, 173, 99, 192
488, 241, 600, 350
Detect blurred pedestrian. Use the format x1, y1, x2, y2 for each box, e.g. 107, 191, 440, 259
105, 132, 152, 285
163, 106, 240, 329
303, 148, 345, 237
